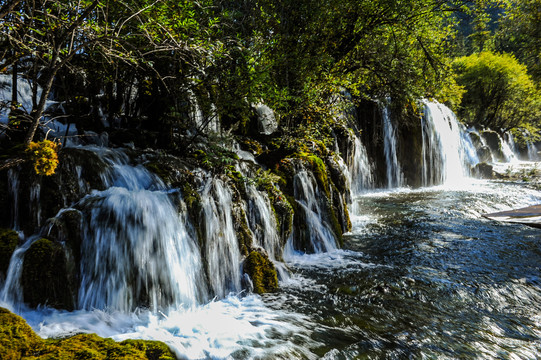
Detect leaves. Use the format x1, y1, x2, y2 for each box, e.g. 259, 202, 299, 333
26, 140, 60, 176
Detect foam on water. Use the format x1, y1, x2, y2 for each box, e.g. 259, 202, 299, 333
3, 294, 317, 360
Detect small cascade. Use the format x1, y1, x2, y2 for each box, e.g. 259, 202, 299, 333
78, 187, 206, 312
74, 149, 206, 312
245, 186, 281, 260
421, 101, 478, 186
200, 178, 242, 298
7, 169, 19, 230
0, 236, 32, 306
30, 183, 41, 229
349, 137, 374, 194
381, 106, 404, 188
527, 141, 539, 161
290, 171, 337, 253
501, 133, 517, 163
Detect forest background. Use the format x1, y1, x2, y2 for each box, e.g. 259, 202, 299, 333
0, 0, 539, 173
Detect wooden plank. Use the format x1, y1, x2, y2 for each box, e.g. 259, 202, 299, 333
483, 204, 541, 228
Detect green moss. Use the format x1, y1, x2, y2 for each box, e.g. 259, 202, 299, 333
0, 307, 44, 359
243, 251, 278, 294
119, 339, 176, 360
22, 238, 75, 310
0, 228, 18, 276
0, 308, 177, 360
293, 153, 331, 198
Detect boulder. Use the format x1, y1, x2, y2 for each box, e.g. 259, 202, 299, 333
472, 162, 494, 179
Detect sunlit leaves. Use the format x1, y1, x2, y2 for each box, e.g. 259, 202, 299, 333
453, 51, 540, 130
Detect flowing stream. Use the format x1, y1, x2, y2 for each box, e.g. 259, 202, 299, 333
2, 102, 541, 359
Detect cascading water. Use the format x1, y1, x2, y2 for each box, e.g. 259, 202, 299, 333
501, 133, 518, 163
527, 141, 539, 161
348, 137, 374, 194
382, 106, 404, 188
78, 187, 206, 312
421, 101, 479, 186
286, 171, 337, 255
75, 148, 206, 312
7, 169, 19, 230
200, 177, 242, 298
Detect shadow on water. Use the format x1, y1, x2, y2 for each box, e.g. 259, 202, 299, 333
268, 181, 541, 359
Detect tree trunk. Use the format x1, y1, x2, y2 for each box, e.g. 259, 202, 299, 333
24, 67, 58, 146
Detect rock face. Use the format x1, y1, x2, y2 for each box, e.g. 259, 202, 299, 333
0, 229, 18, 279
472, 162, 494, 179
21, 238, 76, 310
480, 130, 505, 162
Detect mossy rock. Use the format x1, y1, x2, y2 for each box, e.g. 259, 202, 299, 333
0, 228, 19, 276
243, 251, 278, 294
0, 307, 177, 360
45, 334, 177, 360
22, 238, 75, 310
0, 307, 44, 359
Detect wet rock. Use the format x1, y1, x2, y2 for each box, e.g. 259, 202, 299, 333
481, 130, 505, 162
243, 250, 278, 294
21, 238, 76, 310
472, 162, 494, 179
477, 145, 493, 163
0, 228, 19, 278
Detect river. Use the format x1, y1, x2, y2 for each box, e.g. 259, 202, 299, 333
8, 175, 539, 359
2, 99, 541, 359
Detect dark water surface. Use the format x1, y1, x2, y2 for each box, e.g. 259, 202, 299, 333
268, 180, 541, 359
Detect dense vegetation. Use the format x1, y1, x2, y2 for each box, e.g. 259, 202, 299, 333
0, 0, 539, 172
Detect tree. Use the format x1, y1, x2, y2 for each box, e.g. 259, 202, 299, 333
453, 51, 540, 130
495, 0, 541, 82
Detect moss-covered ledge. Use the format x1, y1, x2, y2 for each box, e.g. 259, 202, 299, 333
0, 307, 177, 360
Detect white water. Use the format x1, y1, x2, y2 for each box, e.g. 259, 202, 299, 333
381, 106, 404, 188
200, 177, 242, 298
286, 171, 337, 255
349, 137, 374, 193
78, 187, 206, 312
421, 101, 479, 187
7, 169, 19, 230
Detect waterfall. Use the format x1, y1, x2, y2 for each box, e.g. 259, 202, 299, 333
349, 137, 374, 194
78, 187, 206, 312
501, 133, 518, 163
527, 142, 539, 161
421, 101, 478, 186
289, 171, 337, 254
8, 169, 19, 230
0, 236, 33, 306
75, 149, 206, 312
382, 106, 404, 188
200, 178, 242, 298
246, 186, 281, 260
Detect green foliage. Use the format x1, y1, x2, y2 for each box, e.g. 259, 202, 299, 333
453, 51, 541, 130
495, 0, 541, 82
